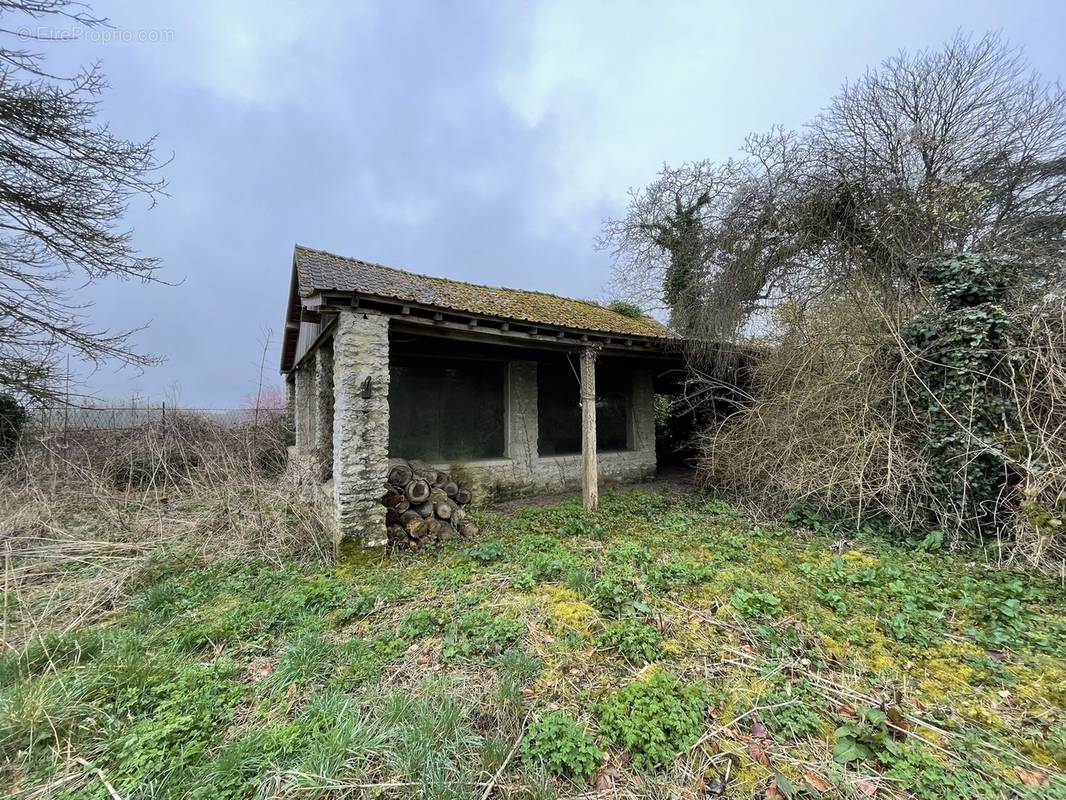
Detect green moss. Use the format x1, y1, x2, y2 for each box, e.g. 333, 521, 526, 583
541, 585, 601, 638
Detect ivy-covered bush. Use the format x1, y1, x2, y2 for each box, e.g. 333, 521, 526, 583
0, 393, 27, 459
902, 254, 1020, 539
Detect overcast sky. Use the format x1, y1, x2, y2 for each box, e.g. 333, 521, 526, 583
32, 0, 1066, 407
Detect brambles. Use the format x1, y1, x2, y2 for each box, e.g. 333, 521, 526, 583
597, 669, 707, 769
521, 712, 602, 782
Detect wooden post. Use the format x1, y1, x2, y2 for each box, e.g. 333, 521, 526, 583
581, 347, 598, 511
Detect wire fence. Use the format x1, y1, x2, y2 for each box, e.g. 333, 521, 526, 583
31, 405, 287, 433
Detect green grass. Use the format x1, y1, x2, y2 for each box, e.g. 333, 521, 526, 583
2, 489, 1064, 798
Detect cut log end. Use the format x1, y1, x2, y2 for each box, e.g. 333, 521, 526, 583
382, 464, 475, 549
388, 464, 413, 487
405, 479, 431, 504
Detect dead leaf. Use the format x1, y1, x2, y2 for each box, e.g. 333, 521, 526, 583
764, 785, 784, 800
802, 771, 831, 793
592, 768, 617, 792
854, 778, 878, 797
1014, 767, 1049, 788
751, 718, 770, 739
747, 740, 769, 766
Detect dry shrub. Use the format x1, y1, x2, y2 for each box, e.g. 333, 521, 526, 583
0, 413, 331, 646
1008, 297, 1066, 566
699, 287, 1066, 571
700, 289, 925, 520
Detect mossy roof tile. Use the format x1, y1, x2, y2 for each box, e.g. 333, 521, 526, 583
294, 244, 674, 339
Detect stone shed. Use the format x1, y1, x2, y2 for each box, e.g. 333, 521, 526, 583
280, 244, 684, 545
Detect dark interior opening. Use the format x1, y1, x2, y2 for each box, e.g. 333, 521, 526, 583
388, 355, 506, 461
537, 362, 631, 456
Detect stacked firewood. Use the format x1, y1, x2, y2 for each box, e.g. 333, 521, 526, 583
381, 462, 478, 550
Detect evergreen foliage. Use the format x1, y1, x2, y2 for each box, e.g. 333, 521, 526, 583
902, 254, 1020, 537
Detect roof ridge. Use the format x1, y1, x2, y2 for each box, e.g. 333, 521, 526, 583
293, 243, 628, 316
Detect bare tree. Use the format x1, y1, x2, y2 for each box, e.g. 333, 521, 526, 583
602, 32, 1066, 343
0, 0, 165, 402
603, 33, 1066, 560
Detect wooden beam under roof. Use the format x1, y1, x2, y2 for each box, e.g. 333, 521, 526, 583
305, 292, 679, 356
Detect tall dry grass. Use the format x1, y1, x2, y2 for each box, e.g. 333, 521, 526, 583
1, 413, 331, 649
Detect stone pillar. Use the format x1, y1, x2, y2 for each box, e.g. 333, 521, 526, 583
285, 378, 296, 445
631, 369, 656, 454
507, 360, 538, 472
305, 351, 319, 447
293, 364, 314, 450
333, 309, 390, 545
315, 342, 335, 472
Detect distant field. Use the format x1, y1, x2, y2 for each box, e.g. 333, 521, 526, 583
2, 489, 1064, 799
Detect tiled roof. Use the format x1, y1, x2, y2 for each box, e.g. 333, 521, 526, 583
293, 245, 674, 339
